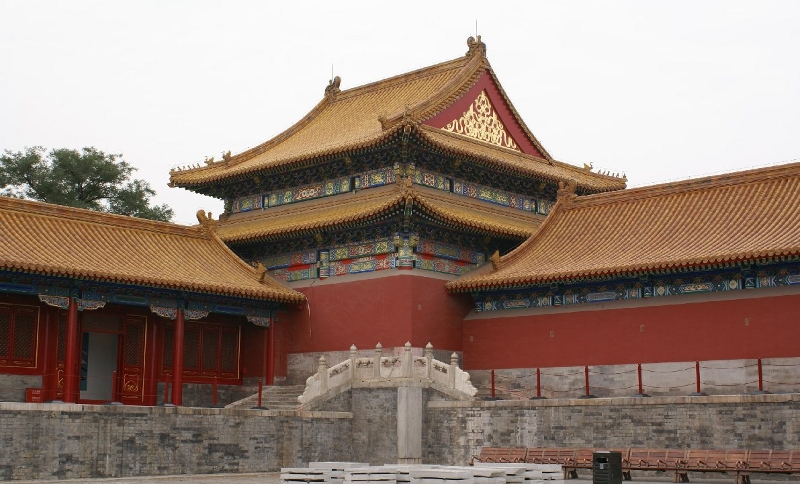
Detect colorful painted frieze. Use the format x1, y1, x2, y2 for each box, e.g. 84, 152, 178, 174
413, 169, 451, 191
329, 254, 395, 276
259, 251, 317, 270
416, 254, 476, 276
415, 239, 485, 264
231, 194, 263, 213
265, 176, 351, 208
270, 266, 316, 282
356, 167, 396, 190
474, 265, 800, 312
328, 238, 395, 261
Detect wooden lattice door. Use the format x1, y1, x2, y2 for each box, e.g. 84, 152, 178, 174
120, 316, 147, 405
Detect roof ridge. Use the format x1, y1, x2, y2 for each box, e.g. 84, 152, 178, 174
0, 196, 204, 238
569, 160, 800, 209
381, 53, 488, 128
333, 55, 472, 102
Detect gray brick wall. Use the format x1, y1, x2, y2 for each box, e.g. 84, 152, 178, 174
0, 374, 42, 402
0, 404, 352, 481
1, 390, 798, 480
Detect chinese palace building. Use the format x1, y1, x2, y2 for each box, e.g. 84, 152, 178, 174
0, 197, 304, 405
168, 36, 626, 383
2, 37, 798, 404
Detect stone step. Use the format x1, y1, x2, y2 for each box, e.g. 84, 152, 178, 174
225, 385, 305, 409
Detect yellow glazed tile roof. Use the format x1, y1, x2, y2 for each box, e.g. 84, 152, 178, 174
0, 197, 305, 303
447, 162, 800, 292
217, 182, 543, 243
417, 126, 625, 192
169, 38, 625, 193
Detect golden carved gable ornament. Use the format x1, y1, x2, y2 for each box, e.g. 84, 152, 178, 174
443, 91, 519, 151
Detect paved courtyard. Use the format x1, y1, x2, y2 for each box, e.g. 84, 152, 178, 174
9, 474, 800, 484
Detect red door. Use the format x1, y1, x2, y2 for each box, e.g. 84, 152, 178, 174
120, 316, 147, 405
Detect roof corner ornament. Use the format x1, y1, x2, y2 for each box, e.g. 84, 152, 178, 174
196, 210, 218, 234
466, 35, 486, 57
204, 156, 215, 165
583, 162, 594, 172
557, 178, 578, 204
255, 262, 267, 283
490, 250, 501, 271
325, 75, 341, 99
221, 150, 232, 163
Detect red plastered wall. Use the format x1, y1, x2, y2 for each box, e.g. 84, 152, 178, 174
277, 274, 472, 369
462, 292, 800, 370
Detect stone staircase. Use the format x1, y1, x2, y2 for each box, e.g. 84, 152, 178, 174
224, 384, 305, 410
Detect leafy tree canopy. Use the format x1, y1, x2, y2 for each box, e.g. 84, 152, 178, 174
0, 146, 173, 222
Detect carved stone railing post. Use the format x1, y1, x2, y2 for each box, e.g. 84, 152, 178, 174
349, 344, 357, 380
425, 342, 433, 379
319, 355, 328, 393
449, 352, 458, 388
403, 342, 413, 377
374, 343, 382, 378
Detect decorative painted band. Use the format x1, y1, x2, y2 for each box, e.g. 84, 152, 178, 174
474, 264, 800, 312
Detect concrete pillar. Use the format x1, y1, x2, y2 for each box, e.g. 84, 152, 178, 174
397, 386, 422, 464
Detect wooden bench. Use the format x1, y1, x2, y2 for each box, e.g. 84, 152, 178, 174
563, 448, 595, 478
678, 449, 748, 483
471, 447, 527, 465
738, 450, 800, 484
526, 447, 575, 465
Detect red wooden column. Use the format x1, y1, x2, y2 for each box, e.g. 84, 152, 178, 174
266, 318, 275, 385
171, 308, 185, 406
62, 297, 79, 403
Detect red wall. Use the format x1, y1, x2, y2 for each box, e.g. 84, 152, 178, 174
462, 292, 800, 370
280, 274, 473, 361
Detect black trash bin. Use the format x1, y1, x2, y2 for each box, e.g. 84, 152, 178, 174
593, 451, 622, 484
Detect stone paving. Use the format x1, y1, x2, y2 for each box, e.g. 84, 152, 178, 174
8, 474, 800, 484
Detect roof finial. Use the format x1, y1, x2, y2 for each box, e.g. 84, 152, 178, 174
490, 250, 501, 271
325, 75, 341, 99
466, 35, 486, 57
557, 179, 578, 205
196, 210, 219, 234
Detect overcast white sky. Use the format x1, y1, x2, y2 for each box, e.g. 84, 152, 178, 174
1, 1, 798, 225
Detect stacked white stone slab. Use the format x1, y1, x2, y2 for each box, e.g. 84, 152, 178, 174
472, 463, 563, 482
383, 465, 441, 483
464, 465, 525, 484
345, 466, 400, 484
409, 467, 475, 484
307, 463, 371, 484
281, 468, 332, 484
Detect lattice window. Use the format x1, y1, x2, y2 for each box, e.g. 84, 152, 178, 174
12, 309, 36, 359
220, 330, 238, 372
201, 329, 218, 372
183, 326, 200, 370
125, 323, 143, 366
57, 313, 66, 362
162, 326, 174, 368
82, 313, 123, 333
0, 304, 39, 367
164, 322, 239, 379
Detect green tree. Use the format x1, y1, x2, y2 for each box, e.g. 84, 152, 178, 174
0, 146, 173, 222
